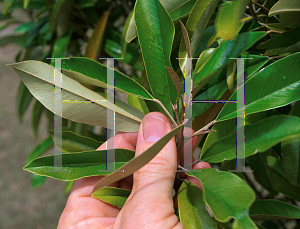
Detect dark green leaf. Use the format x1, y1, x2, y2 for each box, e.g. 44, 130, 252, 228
135, 0, 177, 117
26, 136, 54, 164
202, 115, 300, 163
31, 99, 44, 138
24, 149, 135, 181
178, 180, 217, 229
186, 169, 256, 227
169, 0, 197, 21
16, 81, 33, 121
217, 53, 300, 121
250, 199, 300, 221
52, 29, 72, 58
92, 187, 131, 207
269, 0, 300, 16
31, 174, 46, 188
257, 26, 300, 49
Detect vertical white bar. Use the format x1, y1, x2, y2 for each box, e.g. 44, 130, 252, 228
106, 59, 115, 171
184, 58, 193, 170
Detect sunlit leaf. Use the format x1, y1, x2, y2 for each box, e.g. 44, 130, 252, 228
127, 94, 149, 115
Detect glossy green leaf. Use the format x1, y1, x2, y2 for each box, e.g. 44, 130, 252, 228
24, 149, 135, 181
194, 32, 266, 91
186, 169, 256, 227
121, 10, 134, 58
26, 136, 54, 164
135, 0, 177, 117
202, 115, 300, 163
257, 26, 300, 49
49, 130, 102, 153
31, 100, 44, 138
59, 57, 152, 100
269, 0, 300, 17
125, 0, 191, 43
31, 174, 46, 188
201, 118, 236, 157
215, 0, 249, 40
169, 0, 197, 21
192, 80, 228, 118
190, 0, 219, 57
178, 180, 217, 229
242, 55, 269, 80
267, 157, 300, 202
92, 187, 131, 207
49, 0, 68, 35
10, 61, 145, 132
217, 53, 300, 121
127, 94, 149, 115
52, 29, 72, 58
226, 61, 236, 92
178, 0, 216, 68
92, 122, 184, 192
85, 11, 109, 60
17, 81, 33, 121
250, 199, 300, 221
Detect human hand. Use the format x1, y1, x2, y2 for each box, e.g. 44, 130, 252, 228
58, 112, 211, 229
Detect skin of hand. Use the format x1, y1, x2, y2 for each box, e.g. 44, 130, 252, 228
58, 112, 211, 229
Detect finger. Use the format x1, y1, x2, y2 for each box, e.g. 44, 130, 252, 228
117, 112, 182, 228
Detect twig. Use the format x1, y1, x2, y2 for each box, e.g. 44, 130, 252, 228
267, 30, 283, 35
185, 120, 217, 139
153, 98, 178, 127
248, 2, 258, 22
251, 1, 280, 22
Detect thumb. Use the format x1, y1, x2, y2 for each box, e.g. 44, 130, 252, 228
131, 112, 177, 198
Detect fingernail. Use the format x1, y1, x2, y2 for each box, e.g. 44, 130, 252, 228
142, 115, 168, 142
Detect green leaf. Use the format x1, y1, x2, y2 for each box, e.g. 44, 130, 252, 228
179, 0, 216, 68
226, 61, 236, 92
242, 55, 269, 80
85, 11, 109, 60
190, 0, 219, 57
77, 0, 98, 8
121, 10, 134, 58
217, 53, 300, 121
31, 174, 46, 188
257, 26, 300, 50
59, 57, 152, 100
178, 180, 217, 229
64, 180, 75, 194
250, 199, 300, 221
192, 80, 228, 118
16, 81, 33, 121
9, 61, 145, 132
26, 136, 54, 164
24, 0, 30, 9
49, 129, 102, 153
169, 0, 197, 21
194, 32, 266, 90
267, 157, 300, 202
3, 0, 14, 15
135, 0, 177, 117
92, 122, 185, 192
125, 0, 192, 43
52, 29, 72, 58
202, 115, 300, 163
24, 149, 135, 181
92, 187, 131, 207
31, 100, 44, 138
269, 0, 300, 17
49, 0, 69, 35
186, 169, 256, 227
127, 94, 149, 115
215, 0, 249, 40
